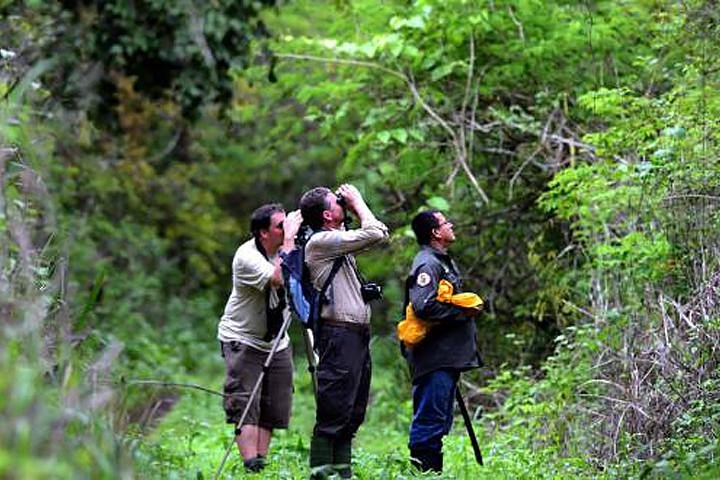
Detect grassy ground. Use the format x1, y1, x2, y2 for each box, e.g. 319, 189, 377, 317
132, 337, 602, 479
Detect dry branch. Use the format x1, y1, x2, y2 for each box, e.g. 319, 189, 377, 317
277, 52, 491, 203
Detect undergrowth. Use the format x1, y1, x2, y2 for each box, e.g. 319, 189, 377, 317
134, 337, 601, 479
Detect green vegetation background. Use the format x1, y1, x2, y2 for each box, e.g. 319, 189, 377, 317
1, 0, 720, 478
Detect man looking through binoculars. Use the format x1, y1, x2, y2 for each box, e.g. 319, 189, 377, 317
216, 203, 303, 473
299, 184, 389, 479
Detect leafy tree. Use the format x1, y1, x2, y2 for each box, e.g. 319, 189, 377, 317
268, 0, 660, 362
1, 0, 278, 120
5, 0, 720, 475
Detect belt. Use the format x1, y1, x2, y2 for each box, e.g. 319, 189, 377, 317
322, 319, 370, 332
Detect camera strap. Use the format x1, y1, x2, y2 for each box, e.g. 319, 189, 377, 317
319, 256, 345, 304
346, 254, 368, 287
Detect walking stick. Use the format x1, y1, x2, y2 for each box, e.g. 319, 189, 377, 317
213, 313, 294, 480
302, 328, 319, 397
456, 385, 483, 466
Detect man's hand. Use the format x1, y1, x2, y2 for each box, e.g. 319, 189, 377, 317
272, 210, 303, 288
336, 184, 373, 221
283, 210, 303, 241
280, 210, 303, 253
337, 184, 364, 210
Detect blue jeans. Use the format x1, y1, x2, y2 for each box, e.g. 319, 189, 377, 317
408, 369, 459, 452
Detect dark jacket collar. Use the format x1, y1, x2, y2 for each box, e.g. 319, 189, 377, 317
420, 244, 451, 262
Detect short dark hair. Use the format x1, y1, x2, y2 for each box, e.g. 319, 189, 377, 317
250, 203, 284, 239
299, 187, 332, 230
411, 210, 440, 245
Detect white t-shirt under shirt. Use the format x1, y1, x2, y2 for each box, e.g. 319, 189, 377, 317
217, 238, 290, 353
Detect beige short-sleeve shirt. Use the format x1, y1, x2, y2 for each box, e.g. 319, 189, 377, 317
217, 238, 290, 352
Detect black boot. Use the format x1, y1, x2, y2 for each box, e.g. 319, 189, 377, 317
243, 456, 266, 473
410, 447, 443, 473
310, 434, 335, 479
333, 438, 352, 478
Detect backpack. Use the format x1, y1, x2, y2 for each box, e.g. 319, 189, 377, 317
397, 271, 434, 349
280, 230, 343, 334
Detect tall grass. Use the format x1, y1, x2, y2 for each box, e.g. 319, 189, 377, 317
0, 144, 133, 478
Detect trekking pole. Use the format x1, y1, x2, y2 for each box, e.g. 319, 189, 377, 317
213, 313, 294, 480
456, 385, 483, 466
301, 328, 319, 397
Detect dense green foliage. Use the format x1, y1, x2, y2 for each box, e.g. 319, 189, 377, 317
265, 0, 663, 362
2, 0, 720, 478
1, 0, 278, 118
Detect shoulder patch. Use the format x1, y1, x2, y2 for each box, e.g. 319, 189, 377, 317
416, 272, 431, 287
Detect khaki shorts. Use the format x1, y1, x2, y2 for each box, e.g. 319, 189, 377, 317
221, 341, 293, 429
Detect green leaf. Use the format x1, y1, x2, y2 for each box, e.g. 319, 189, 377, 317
377, 131, 391, 144
409, 129, 425, 141
426, 196, 450, 211
405, 15, 426, 29
389, 15, 426, 31
431, 64, 455, 81
402, 45, 421, 59
388, 39, 404, 58
662, 126, 686, 138
378, 162, 396, 176
392, 129, 408, 144
430, 61, 465, 81
358, 42, 377, 58
468, 11, 490, 26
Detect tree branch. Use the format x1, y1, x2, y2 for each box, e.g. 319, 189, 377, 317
275, 52, 407, 82
120, 379, 236, 398
507, 6, 526, 42
278, 51, 490, 203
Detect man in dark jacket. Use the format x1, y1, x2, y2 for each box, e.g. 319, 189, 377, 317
404, 210, 482, 473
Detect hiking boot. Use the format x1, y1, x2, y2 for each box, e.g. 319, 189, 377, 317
309, 464, 336, 479
410, 447, 443, 473
243, 456, 266, 473
332, 438, 352, 479
333, 464, 351, 478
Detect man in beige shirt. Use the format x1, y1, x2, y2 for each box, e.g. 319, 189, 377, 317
217, 203, 302, 473
299, 184, 389, 479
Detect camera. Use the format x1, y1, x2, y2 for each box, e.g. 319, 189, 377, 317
360, 282, 383, 303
